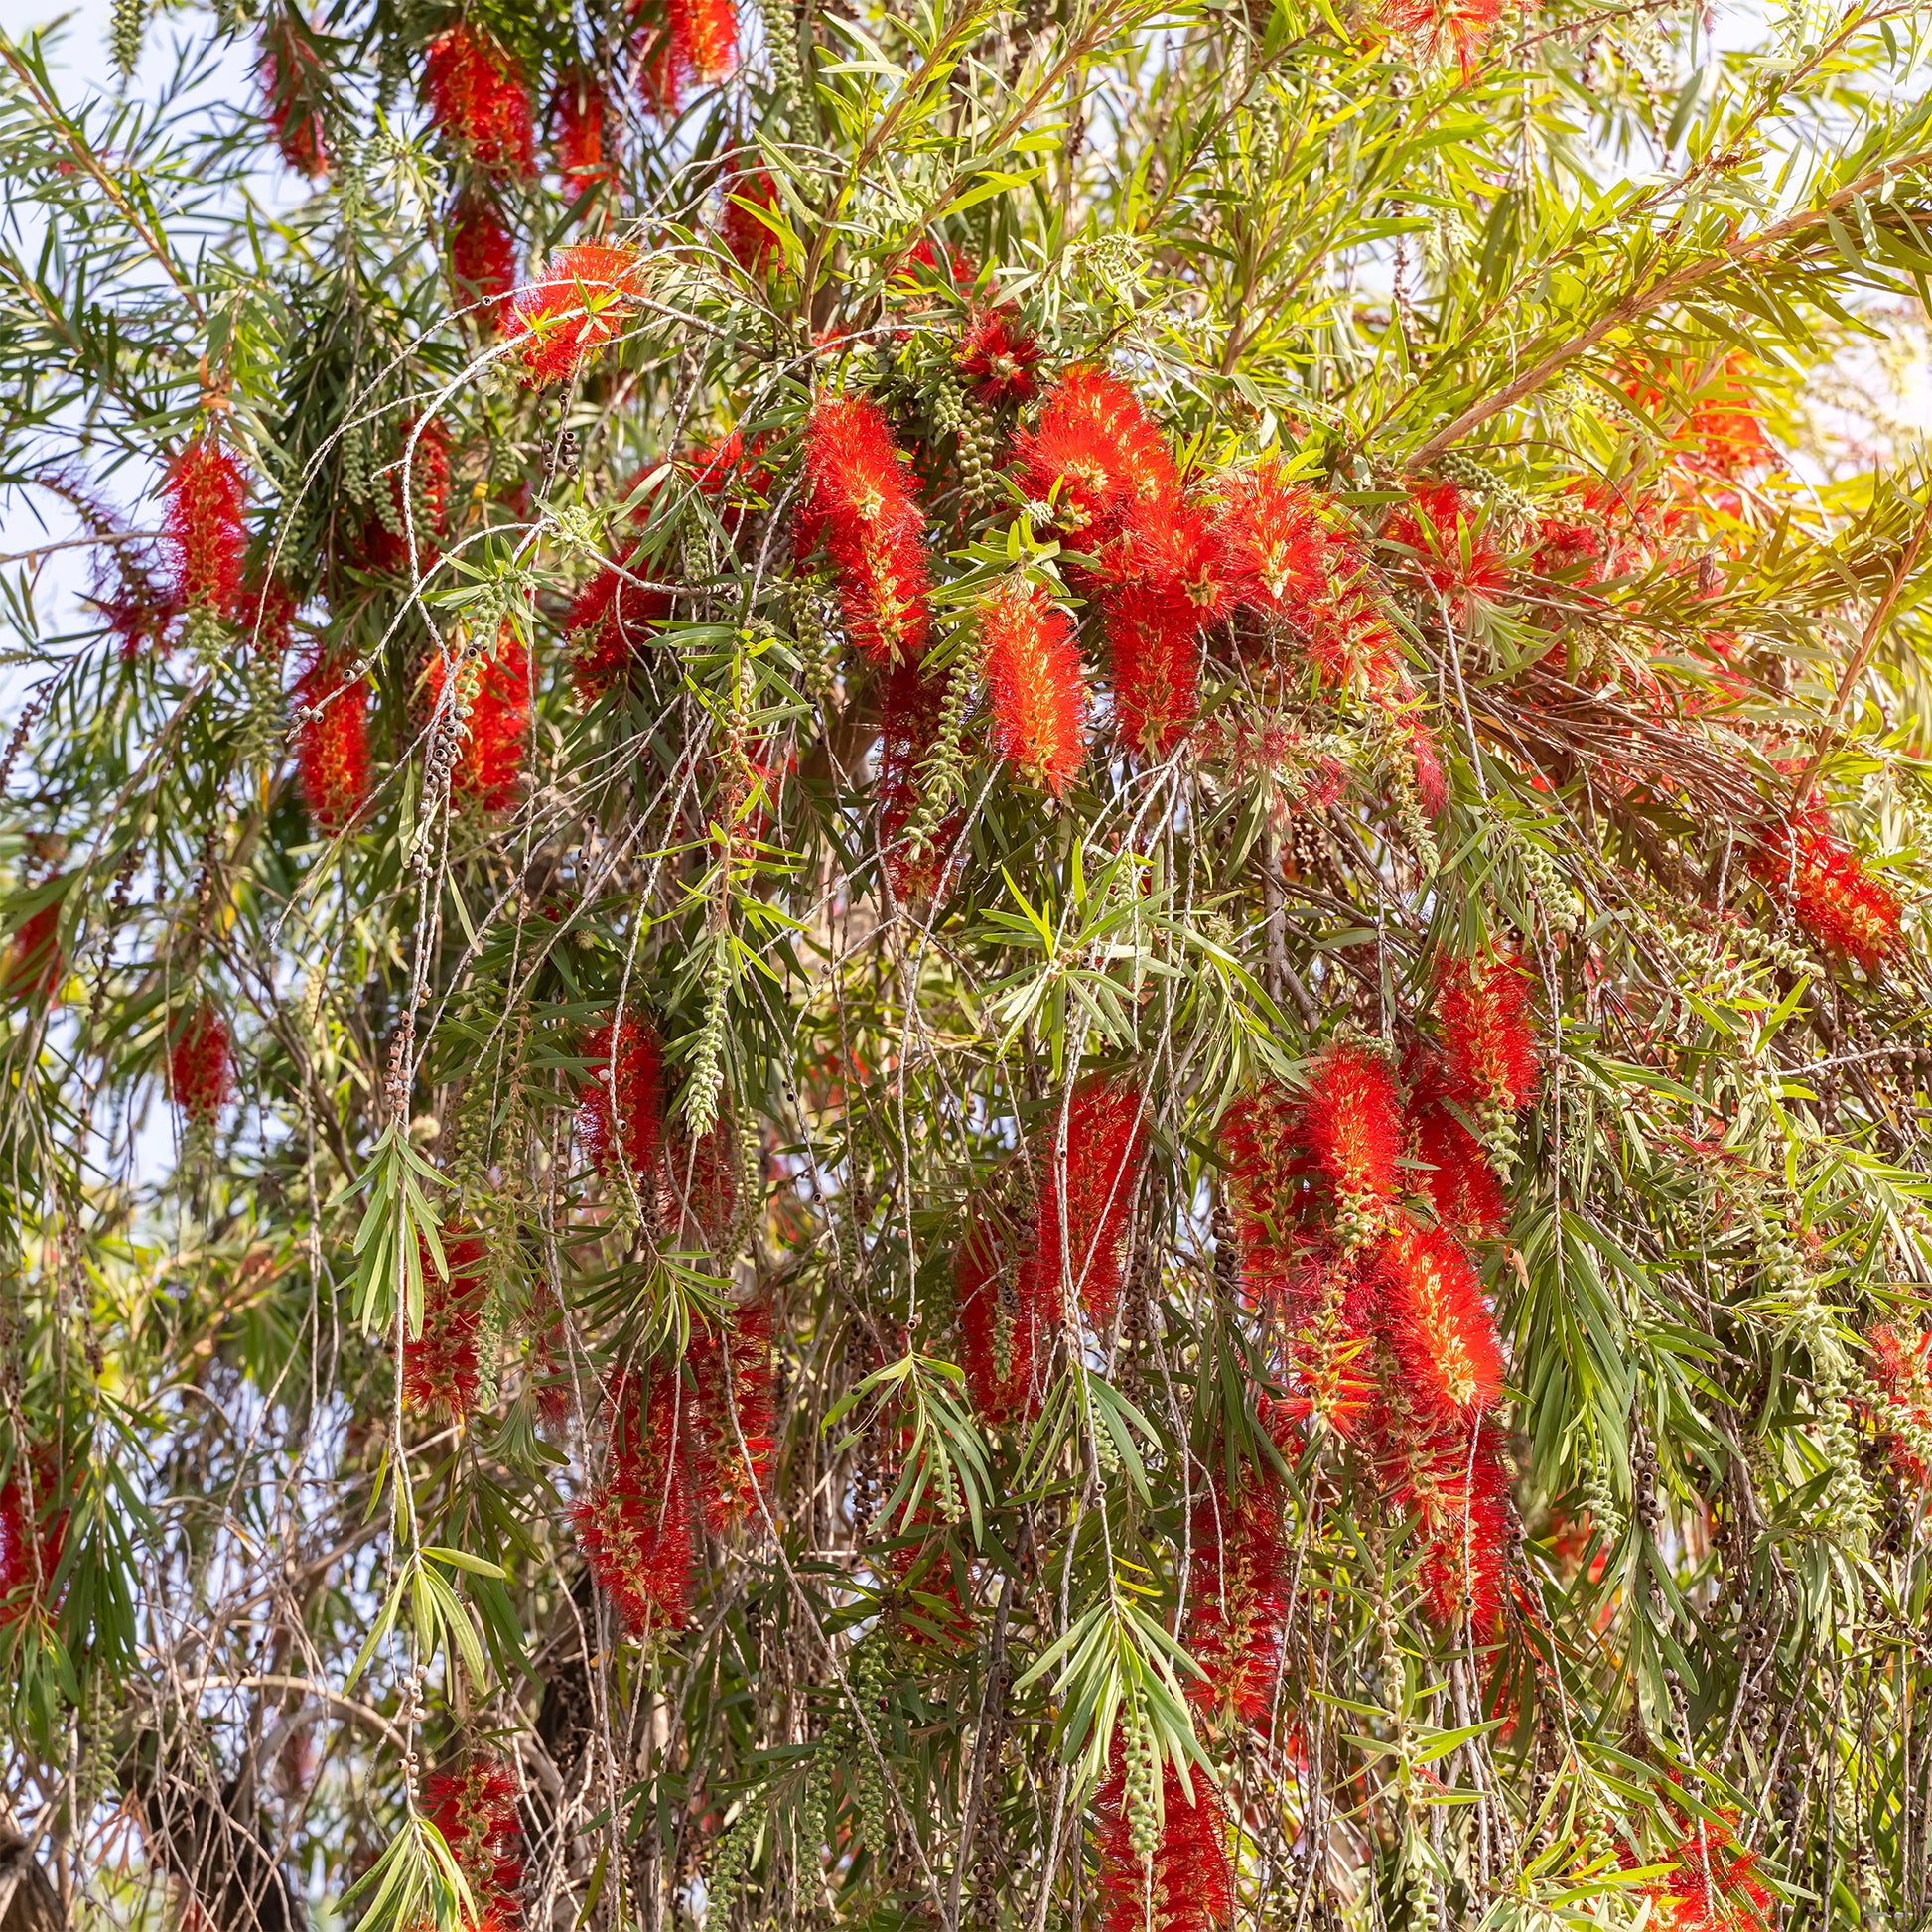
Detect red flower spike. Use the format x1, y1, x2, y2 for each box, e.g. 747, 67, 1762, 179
0, 1450, 67, 1628
577, 1363, 698, 1632
404, 1226, 489, 1421
2, 897, 65, 1005
234, 575, 295, 662
1183, 1464, 1292, 1725
980, 577, 1088, 797
658, 1124, 741, 1251
361, 417, 451, 576
1385, 481, 1507, 602
1409, 1085, 1508, 1238
1012, 367, 1175, 550
1216, 461, 1331, 619
1298, 1042, 1403, 1221
1220, 1082, 1324, 1302
167, 1004, 232, 1125
1373, 1220, 1504, 1421
957, 306, 1040, 405
1435, 956, 1540, 1112
294, 650, 371, 834
686, 1301, 775, 1533
1620, 1780, 1776, 1932
1379, 0, 1503, 76
797, 395, 932, 664
633, 25, 683, 118
1750, 819, 1902, 972
1866, 1321, 1932, 1485
424, 624, 529, 813
162, 443, 248, 616
509, 243, 643, 387
1033, 1076, 1147, 1327
956, 1215, 1060, 1426
424, 1754, 523, 1926
876, 661, 957, 903
568, 541, 669, 700
720, 169, 783, 274
258, 13, 328, 176
550, 74, 615, 199
422, 26, 534, 176
1093, 1753, 1235, 1932
1393, 1418, 1511, 1630
578, 1016, 664, 1182
450, 193, 518, 329
895, 235, 980, 291
1407, 717, 1448, 819
669, 0, 738, 81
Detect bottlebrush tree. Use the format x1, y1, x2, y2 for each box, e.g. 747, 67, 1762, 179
4, 0, 1932, 1927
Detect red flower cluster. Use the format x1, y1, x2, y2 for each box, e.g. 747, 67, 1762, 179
167, 1003, 232, 1125
422, 27, 533, 176
1866, 1321, 1932, 1485
1408, 1077, 1507, 1237
424, 625, 529, 813
685, 1302, 775, 1533
294, 650, 371, 833
1435, 954, 1540, 1113
1380, 0, 1504, 73
875, 663, 959, 904
1014, 367, 1173, 551
1750, 818, 1902, 972
569, 540, 670, 700
423, 1754, 522, 1929
980, 577, 1088, 796
1375, 1220, 1504, 1420
1386, 481, 1507, 604
577, 1016, 664, 1181
1620, 1783, 1774, 1932
1183, 1462, 1291, 1725
404, 1226, 489, 1421
0, 1453, 65, 1628
2, 897, 64, 1004
450, 193, 518, 327
578, 1362, 698, 1633
549, 74, 615, 200
162, 443, 248, 615
634, 0, 738, 114
1033, 1076, 1148, 1328
258, 13, 328, 176
896, 235, 979, 291
1397, 1416, 1512, 1628
1300, 1041, 1404, 1230
957, 306, 1040, 406
509, 243, 642, 387
360, 417, 451, 577
1092, 1754, 1235, 1932
1216, 462, 1329, 616
955, 1212, 1054, 1425
797, 395, 932, 664
719, 168, 782, 273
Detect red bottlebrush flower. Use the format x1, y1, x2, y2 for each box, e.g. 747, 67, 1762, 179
422, 26, 534, 176
687, 1300, 775, 1533
450, 193, 518, 328
658, 1125, 740, 1250
1298, 1042, 1403, 1228
423, 1754, 523, 1926
424, 624, 529, 813
162, 443, 248, 615
167, 1003, 232, 1125
1386, 481, 1506, 602
1407, 717, 1448, 819
1033, 1076, 1147, 1327
0, 1451, 67, 1627
876, 661, 957, 903
1093, 1753, 1235, 1932
1302, 539, 1407, 704
669, 0, 738, 81
1408, 1081, 1508, 1238
1380, 0, 1503, 74
1183, 1463, 1291, 1725
1532, 512, 1605, 585
1865, 1321, 1932, 1485
1393, 1418, 1511, 1630
578, 1015, 664, 1182
404, 1225, 489, 1421
719, 168, 782, 274
93, 537, 182, 658
1373, 1220, 1503, 1420
1750, 819, 1902, 972
956, 1213, 1060, 1426
577, 1363, 698, 1632
1220, 1082, 1325, 1303
568, 541, 670, 700
684, 427, 772, 544
293, 650, 371, 834
797, 395, 932, 664
1106, 586, 1200, 758
508, 243, 642, 387
1435, 956, 1540, 1112
980, 577, 1088, 797
957, 306, 1039, 405
258, 12, 328, 176
549, 73, 615, 200
1621, 1782, 1775, 1932
1012, 367, 1175, 550
234, 575, 295, 661
360, 417, 452, 576
896, 235, 980, 290
1216, 461, 1331, 619
3, 896, 66, 1004
632, 22, 683, 118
